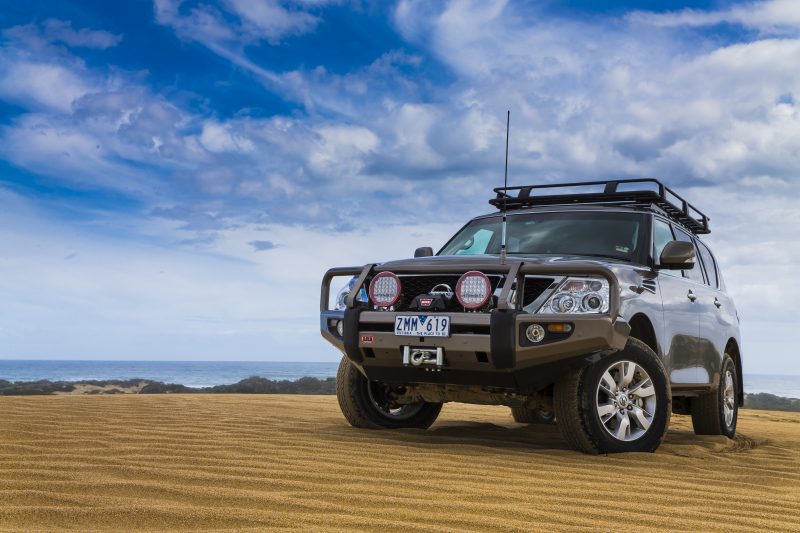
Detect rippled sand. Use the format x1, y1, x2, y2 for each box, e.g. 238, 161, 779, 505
1, 395, 798, 531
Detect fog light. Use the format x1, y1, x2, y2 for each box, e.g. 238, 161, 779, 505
547, 323, 573, 333
335, 320, 344, 337
525, 324, 546, 343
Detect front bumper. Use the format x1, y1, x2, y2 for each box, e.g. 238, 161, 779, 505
320, 262, 631, 392
322, 309, 629, 390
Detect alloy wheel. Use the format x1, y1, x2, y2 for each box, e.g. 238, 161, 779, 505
723, 369, 736, 428
595, 360, 657, 442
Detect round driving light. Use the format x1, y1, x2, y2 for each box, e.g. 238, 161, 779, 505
525, 324, 546, 343
456, 271, 491, 309
369, 272, 401, 307
583, 294, 602, 310
335, 320, 344, 337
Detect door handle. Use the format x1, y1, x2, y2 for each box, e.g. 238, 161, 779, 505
714, 297, 722, 308
687, 290, 697, 302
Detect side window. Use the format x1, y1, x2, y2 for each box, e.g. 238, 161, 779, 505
673, 228, 705, 283
653, 219, 674, 264
653, 218, 682, 277
696, 240, 719, 289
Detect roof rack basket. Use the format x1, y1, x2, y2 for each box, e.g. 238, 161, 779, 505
489, 178, 710, 234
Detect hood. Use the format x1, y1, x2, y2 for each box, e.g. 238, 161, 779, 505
378, 254, 632, 271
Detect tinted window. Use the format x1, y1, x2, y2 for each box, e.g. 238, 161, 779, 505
673, 228, 705, 283
653, 219, 674, 263
439, 211, 644, 262
696, 240, 719, 288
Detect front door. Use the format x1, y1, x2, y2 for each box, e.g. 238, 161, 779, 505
653, 218, 701, 384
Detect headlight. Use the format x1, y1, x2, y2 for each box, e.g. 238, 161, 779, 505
335, 276, 367, 310
369, 271, 401, 308
537, 277, 610, 314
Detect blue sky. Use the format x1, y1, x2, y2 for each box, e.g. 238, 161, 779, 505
0, 0, 799, 374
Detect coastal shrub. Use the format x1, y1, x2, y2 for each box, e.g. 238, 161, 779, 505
744, 393, 800, 412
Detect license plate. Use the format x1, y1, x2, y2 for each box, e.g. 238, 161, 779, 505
394, 315, 450, 337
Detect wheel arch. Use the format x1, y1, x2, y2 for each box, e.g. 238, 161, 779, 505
725, 338, 744, 407
628, 312, 659, 356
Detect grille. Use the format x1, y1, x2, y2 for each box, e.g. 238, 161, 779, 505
393, 274, 504, 312
521, 277, 555, 308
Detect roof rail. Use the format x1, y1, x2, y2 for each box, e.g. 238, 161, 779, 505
489, 178, 710, 234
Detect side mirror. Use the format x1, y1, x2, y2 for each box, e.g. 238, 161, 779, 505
414, 246, 434, 258
659, 241, 696, 270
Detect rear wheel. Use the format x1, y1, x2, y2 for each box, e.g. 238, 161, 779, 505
690, 354, 738, 438
510, 406, 555, 424
554, 338, 671, 454
336, 356, 442, 429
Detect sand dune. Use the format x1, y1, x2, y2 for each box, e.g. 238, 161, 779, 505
1, 395, 799, 532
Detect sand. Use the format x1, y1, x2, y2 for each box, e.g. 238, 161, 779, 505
1, 395, 798, 532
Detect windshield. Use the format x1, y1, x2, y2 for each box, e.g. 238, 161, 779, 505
439, 211, 645, 262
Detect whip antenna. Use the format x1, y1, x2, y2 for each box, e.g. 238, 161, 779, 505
500, 110, 510, 265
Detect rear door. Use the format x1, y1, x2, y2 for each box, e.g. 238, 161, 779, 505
695, 238, 737, 385
653, 218, 701, 384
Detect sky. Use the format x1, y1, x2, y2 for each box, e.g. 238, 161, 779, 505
0, 0, 798, 374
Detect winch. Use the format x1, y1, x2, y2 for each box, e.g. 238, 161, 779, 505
402, 346, 444, 370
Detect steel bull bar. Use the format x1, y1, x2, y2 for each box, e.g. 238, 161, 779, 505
320, 260, 630, 370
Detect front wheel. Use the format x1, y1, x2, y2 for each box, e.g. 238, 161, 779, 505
554, 338, 672, 454
335, 356, 442, 429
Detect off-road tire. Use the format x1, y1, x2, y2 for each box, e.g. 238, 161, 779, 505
554, 338, 671, 454
510, 406, 555, 424
336, 356, 442, 429
690, 354, 738, 438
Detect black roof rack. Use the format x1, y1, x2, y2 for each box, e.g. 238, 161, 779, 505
489, 178, 710, 234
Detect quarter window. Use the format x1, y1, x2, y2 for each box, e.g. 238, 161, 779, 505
696, 240, 719, 289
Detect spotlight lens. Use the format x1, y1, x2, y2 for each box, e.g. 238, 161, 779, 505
369, 272, 401, 307
456, 271, 491, 309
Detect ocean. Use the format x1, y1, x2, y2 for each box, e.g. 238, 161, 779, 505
0, 360, 798, 398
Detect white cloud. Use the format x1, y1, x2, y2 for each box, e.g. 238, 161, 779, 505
2, 20, 122, 51
628, 0, 800, 34
155, 0, 322, 46
0, 61, 95, 112
224, 0, 319, 43
40, 19, 123, 49
199, 121, 256, 153
308, 124, 379, 176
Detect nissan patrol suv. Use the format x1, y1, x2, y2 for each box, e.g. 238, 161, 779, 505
320, 179, 742, 454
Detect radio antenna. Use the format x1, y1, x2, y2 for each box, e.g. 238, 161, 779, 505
500, 110, 510, 265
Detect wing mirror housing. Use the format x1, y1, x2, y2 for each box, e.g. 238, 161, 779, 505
659, 241, 696, 270
414, 246, 434, 258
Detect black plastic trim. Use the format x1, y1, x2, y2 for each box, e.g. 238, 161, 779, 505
490, 309, 518, 369
342, 307, 364, 363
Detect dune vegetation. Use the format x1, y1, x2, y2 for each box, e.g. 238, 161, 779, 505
0, 378, 797, 413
